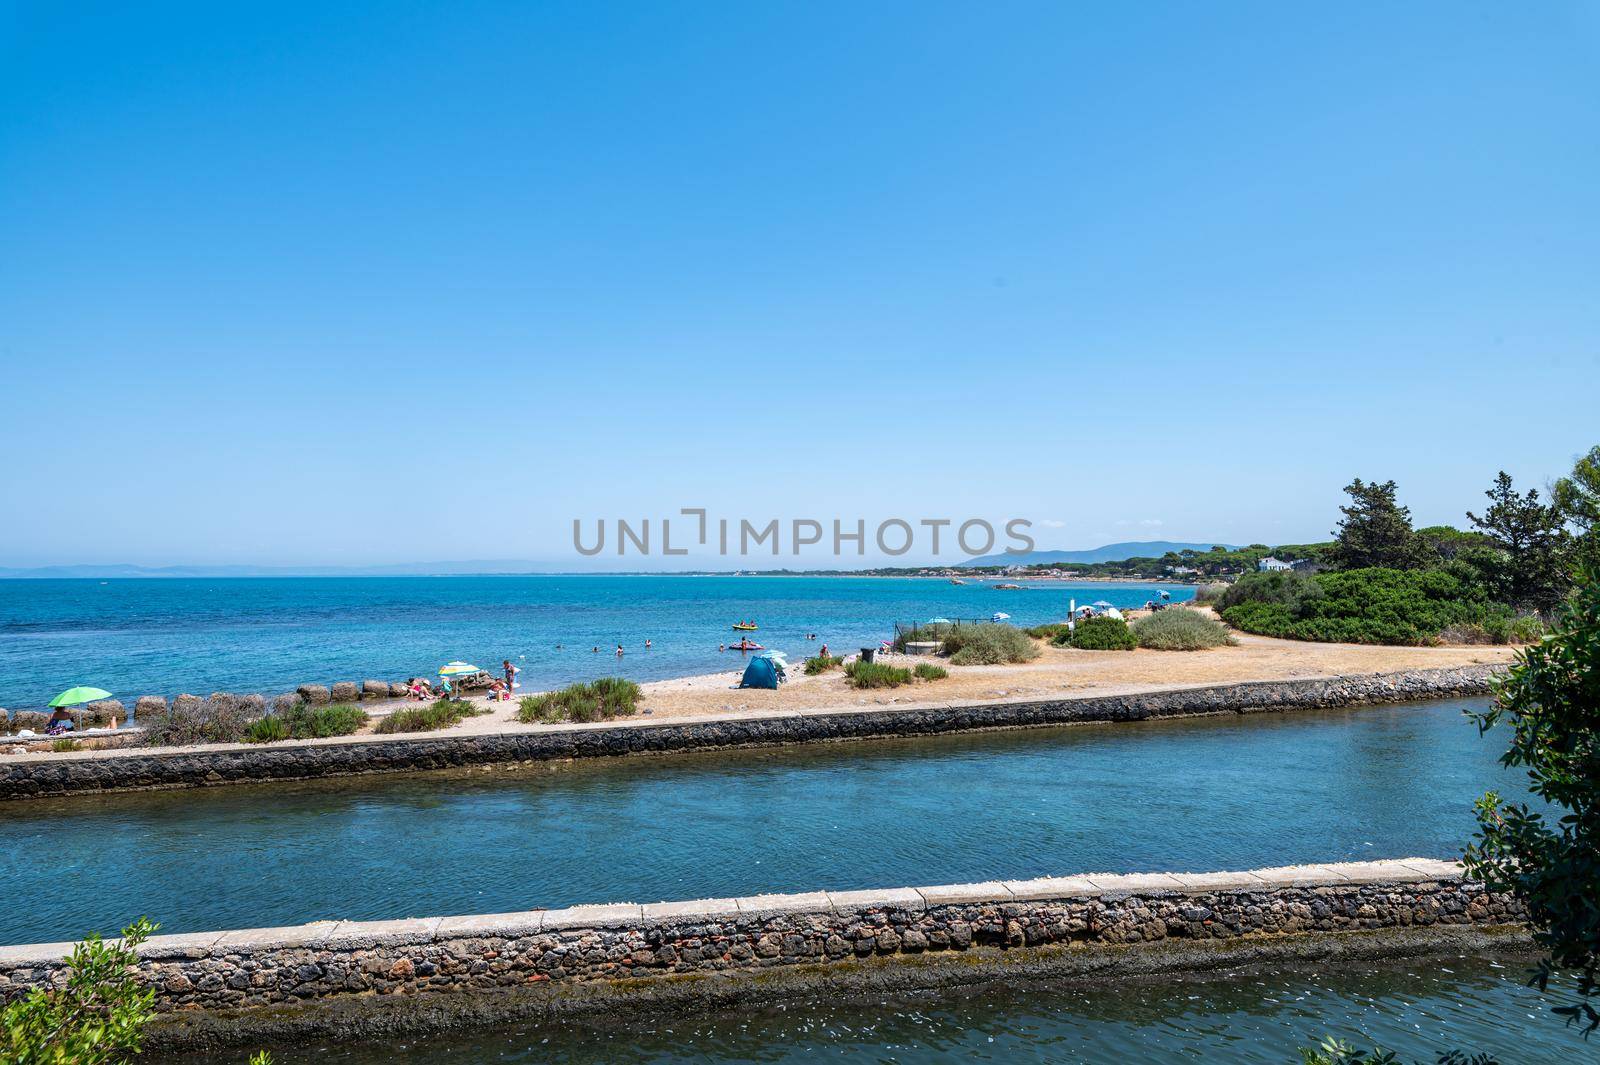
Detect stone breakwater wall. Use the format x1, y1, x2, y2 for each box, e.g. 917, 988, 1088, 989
0, 665, 1497, 800
0, 860, 1523, 1043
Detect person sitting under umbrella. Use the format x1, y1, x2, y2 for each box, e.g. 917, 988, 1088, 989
45, 706, 75, 735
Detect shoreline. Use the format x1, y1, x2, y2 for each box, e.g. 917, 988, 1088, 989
0, 664, 1500, 799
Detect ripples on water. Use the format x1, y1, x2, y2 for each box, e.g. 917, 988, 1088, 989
1, 700, 1516, 945
0, 575, 1189, 706
158, 956, 1584, 1064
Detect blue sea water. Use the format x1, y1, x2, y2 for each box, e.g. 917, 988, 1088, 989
0, 575, 1187, 708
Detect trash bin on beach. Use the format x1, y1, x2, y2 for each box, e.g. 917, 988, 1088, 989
859, 647, 876, 664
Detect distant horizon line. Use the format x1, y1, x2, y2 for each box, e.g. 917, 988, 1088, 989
0, 540, 1245, 580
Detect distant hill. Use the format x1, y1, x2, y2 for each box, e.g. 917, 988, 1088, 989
959, 541, 1240, 568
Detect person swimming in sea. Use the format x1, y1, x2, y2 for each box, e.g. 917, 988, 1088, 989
644, 638, 652, 649
615, 644, 624, 657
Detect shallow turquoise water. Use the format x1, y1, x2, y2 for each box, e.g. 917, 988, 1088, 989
0, 574, 1187, 708
2, 699, 1513, 946
166, 955, 1586, 1064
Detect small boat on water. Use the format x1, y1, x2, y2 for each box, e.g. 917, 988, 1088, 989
729, 639, 764, 651
732, 622, 759, 631
949, 578, 965, 585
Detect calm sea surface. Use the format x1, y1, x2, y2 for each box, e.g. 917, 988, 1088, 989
2, 699, 1510, 946
160, 956, 1585, 1064
0, 575, 1189, 709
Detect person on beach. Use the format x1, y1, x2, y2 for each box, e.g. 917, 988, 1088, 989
438, 675, 453, 699
45, 707, 75, 735
819, 644, 828, 658
487, 679, 509, 702
502, 660, 517, 690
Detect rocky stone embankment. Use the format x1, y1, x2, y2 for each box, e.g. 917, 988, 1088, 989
0, 860, 1524, 1048
0, 665, 1497, 800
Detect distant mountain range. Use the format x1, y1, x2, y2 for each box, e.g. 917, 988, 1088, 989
959, 541, 1239, 568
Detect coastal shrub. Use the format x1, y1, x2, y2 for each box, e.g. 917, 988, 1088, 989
843, 661, 912, 689
142, 699, 254, 747
1058, 616, 1137, 651
1191, 582, 1231, 607
0, 917, 157, 1065
912, 662, 948, 681
804, 654, 844, 675
1216, 570, 1324, 615
50, 737, 82, 752
1221, 567, 1499, 646
243, 716, 291, 744
940, 623, 1040, 665
1131, 608, 1234, 651
373, 698, 486, 735
1024, 622, 1072, 641
241, 703, 367, 744
516, 679, 641, 724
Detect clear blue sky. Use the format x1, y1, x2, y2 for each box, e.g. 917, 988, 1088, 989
2, 1, 1596, 569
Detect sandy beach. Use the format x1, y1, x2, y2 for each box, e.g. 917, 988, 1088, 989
2, 621, 1519, 761
395, 630, 1515, 734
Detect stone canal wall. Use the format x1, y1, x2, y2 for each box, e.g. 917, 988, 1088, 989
0, 860, 1523, 1045
0, 665, 1498, 800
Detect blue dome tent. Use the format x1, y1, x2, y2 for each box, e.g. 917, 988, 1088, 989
739, 651, 788, 689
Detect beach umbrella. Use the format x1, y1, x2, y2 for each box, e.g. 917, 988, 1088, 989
927, 617, 952, 625
1092, 601, 1113, 609
991, 612, 1011, 622
49, 686, 111, 708
437, 661, 481, 676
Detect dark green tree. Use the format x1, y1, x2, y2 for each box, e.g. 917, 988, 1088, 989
1329, 479, 1426, 570
1466, 471, 1572, 613
1465, 567, 1600, 1033
1553, 445, 1600, 573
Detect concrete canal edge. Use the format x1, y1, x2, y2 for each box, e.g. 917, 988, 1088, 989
0, 665, 1499, 800
0, 859, 1529, 1050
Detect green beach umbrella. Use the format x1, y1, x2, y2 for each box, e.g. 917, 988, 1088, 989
437, 661, 480, 676
49, 686, 112, 708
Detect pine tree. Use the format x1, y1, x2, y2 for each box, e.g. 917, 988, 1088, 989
1467, 471, 1572, 613
1329, 478, 1425, 570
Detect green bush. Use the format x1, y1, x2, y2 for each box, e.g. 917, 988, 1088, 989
242, 716, 291, 744
803, 654, 844, 675
941, 623, 1041, 665
912, 662, 949, 681
1221, 566, 1500, 645
50, 737, 83, 753
516, 679, 642, 724
242, 703, 367, 744
1, 917, 157, 1064
373, 698, 486, 735
1024, 622, 1073, 641
843, 661, 912, 688
1216, 570, 1324, 614
1191, 582, 1231, 606
1057, 615, 1137, 651
1132, 608, 1234, 650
